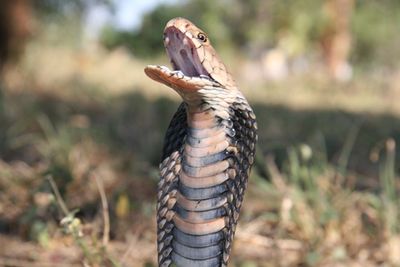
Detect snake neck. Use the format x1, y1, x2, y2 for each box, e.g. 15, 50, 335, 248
183, 103, 233, 178
183, 89, 238, 167
174, 90, 238, 230
180, 86, 256, 177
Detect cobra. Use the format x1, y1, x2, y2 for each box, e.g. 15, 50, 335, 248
145, 17, 258, 267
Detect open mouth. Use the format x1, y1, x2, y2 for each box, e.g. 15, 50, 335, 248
164, 26, 210, 79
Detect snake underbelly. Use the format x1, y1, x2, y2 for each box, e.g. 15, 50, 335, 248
157, 99, 257, 267
170, 107, 234, 266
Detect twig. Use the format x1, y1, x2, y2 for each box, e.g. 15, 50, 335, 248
265, 154, 287, 191
93, 172, 110, 247
336, 125, 360, 184
120, 235, 139, 267
47, 175, 69, 216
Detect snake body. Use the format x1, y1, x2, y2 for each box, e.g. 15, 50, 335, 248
145, 17, 257, 267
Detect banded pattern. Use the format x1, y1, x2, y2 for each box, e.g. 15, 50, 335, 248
156, 88, 257, 267
145, 17, 258, 267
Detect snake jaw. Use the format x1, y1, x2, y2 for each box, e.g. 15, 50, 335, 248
144, 65, 218, 94
145, 24, 215, 94
145, 25, 218, 94
145, 17, 237, 94
164, 26, 209, 79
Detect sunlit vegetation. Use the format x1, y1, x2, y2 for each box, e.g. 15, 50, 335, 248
1, 0, 400, 266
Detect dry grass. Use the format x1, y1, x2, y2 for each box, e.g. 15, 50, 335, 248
1, 40, 400, 266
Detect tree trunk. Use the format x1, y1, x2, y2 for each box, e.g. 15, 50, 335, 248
321, 0, 354, 81
0, 0, 33, 68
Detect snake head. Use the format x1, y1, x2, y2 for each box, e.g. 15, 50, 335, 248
145, 17, 237, 96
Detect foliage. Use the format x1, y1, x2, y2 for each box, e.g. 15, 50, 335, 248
33, 0, 113, 17
351, 1, 400, 69
101, 4, 185, 56
100, 0, 400, 69
1, 1, 400, 265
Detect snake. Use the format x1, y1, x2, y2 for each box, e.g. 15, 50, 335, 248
144, 17, 258, 267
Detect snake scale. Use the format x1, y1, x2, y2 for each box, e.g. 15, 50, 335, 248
145, 17, 258, 267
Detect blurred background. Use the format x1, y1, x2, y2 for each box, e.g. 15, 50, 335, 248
0, 0, 400, 266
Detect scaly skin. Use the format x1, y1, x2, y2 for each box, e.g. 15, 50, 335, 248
145, 17, 258, 267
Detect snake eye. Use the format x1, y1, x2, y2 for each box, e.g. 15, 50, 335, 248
197, 32, 208, 42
